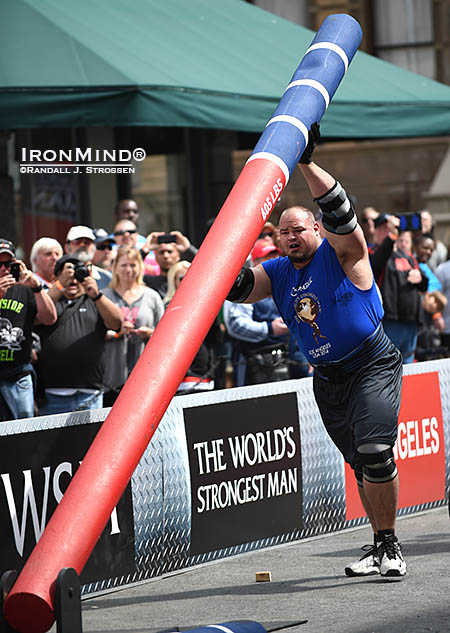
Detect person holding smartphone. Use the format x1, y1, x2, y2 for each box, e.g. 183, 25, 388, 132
142, 230, 198, 299
0, 238, 57, 421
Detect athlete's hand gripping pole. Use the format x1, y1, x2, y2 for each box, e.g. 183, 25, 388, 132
3, 14, 362, 633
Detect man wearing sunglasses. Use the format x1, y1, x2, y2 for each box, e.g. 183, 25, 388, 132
65, 225, 111, 290
112, 219, 139, 248
92, 228, 115, 274
0, 238, 57, 421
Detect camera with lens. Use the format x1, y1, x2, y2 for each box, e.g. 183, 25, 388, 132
74, 263, 91, 282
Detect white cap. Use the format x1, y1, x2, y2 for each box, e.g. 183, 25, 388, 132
66, 225, 96, 242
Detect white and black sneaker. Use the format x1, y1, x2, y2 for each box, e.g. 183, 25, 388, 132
378, 532, 407, 578
345, 541, 380, 577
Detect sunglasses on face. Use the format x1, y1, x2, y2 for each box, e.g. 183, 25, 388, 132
97, 243, 113, 251
114, 229, 137, 237
0, 260, 13, 268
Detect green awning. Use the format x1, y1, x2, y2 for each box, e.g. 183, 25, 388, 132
2, 0, 450, 137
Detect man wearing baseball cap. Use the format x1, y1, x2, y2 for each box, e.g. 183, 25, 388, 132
0, 238, 57, 421
91, 228, 115, 276
65, 225, 111, 290
250, 239, 280, 262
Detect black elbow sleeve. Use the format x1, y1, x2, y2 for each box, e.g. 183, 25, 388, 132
226, 267, 255, 303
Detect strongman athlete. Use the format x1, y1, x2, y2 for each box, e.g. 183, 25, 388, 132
227, 126, 406, 578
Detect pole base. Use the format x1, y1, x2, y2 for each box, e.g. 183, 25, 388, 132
54, 568, 82, 633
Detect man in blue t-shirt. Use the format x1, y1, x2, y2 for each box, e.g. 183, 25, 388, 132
226, 125, 406, 579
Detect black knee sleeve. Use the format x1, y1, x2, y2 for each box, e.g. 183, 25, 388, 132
358, 446, 398, 484
354, 467, 363, 488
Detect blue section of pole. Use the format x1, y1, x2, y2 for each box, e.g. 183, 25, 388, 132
251, 14, 362, 179
184, 622, 268, 633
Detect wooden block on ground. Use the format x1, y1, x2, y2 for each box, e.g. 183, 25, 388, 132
255, 571, 272, 582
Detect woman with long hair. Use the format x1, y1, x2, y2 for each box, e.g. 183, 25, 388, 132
163, 260, 191, 307
103, 246, 164, 405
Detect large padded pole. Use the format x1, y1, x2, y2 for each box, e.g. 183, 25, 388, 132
4, 14, 361, 633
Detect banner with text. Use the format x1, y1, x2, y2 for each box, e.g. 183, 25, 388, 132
345, 372, 446, 520
184, 393, 303, 555
0, 423, 135, 584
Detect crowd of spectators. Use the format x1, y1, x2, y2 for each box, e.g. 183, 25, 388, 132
1, 197, 450, 423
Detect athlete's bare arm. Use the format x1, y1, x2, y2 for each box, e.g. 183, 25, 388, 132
299, 162, 373, 290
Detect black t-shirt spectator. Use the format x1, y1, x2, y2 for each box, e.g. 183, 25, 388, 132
36, 295, 107, 390
0, 285, 37, 379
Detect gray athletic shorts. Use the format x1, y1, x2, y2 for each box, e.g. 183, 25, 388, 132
312, 344, 403, 477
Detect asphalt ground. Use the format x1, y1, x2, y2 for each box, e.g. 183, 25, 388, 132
78, 505, 449, 633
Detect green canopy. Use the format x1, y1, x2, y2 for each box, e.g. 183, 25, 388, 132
2, 0, 450, 137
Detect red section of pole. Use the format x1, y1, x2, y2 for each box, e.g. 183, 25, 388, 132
3, 159, 286, 633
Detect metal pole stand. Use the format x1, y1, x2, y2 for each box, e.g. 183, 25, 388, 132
54, 568, 82, 633
0, 571, 17, 633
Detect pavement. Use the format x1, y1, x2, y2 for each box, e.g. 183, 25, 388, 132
78, 505, 450, 633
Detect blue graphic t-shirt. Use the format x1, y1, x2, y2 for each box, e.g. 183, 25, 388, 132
262, 240, 384, 364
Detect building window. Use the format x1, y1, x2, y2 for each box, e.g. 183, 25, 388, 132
373, 0, 435, 79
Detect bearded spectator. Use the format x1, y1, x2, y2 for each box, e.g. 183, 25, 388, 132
65, 225, 111, 290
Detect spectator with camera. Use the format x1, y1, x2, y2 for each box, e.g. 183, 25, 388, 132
29, 237, 63, 289
37, 254, 123, 415
65, 225, 111, 290
0, 238, 57, 421
143, 231, 198, 299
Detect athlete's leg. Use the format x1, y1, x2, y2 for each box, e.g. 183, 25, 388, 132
362, 476, 399, 530
357, 442, 406, 577
357, 442, 399, 531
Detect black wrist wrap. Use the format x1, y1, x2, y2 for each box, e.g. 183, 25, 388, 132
314, 181, 357, 235
226, 267, 255, 303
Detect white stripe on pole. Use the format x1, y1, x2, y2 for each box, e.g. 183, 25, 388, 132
305, 42, 349, 72
284, 78, 330, 108
246, 151, 290, 184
